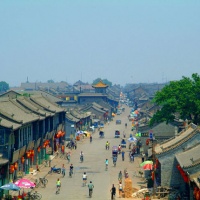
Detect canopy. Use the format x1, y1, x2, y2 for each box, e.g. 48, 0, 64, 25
76, 131, 84, 136
142, 163, 153, 170
127, 137, 137, 143
83, 131, 91, 137
0, 183, 20, 191
14, 178, 35, 189
140, 160, 153, 167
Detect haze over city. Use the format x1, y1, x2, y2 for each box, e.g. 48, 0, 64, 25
0, 0, 200, 87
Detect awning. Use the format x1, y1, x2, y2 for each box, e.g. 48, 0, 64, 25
0, 158, 9, 165
190, 172, 200, 189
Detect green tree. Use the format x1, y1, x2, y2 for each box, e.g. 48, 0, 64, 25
150, 73, 200, 126
0, 81, 9, 92
47, 79, 54, 83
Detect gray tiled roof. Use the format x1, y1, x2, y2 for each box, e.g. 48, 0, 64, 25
65, 112, 79, 122
81, 104, 105, 113
0, 117, 21, 130
78, 93, 107, 97
155, 125, 198, 155
16, 97, 47, 116
0, 99, 40, 124
176, 143, 200, 169
30, 95, 65, 113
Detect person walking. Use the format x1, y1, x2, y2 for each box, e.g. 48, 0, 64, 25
118, 171, 122, 182
61, 164, 66, 177
110, 184, 116, 200
122, 150, 125, 161
118, 182, 123, 198
56, 178, 61, 194
88, 181, 94, 197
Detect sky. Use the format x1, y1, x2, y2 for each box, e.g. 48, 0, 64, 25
0, 0, 200, 87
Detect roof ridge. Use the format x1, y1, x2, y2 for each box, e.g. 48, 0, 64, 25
157, 127, 199, 155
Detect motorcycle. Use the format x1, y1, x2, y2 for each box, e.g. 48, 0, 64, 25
48, 166, 61, 174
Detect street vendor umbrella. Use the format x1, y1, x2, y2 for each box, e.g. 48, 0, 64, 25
142, 163, 153, 170
83, 131, 90, 137
140, 160, 153, 167
76, 131, 83, 136
127, 137, 137, 143
14, 178, 35, 189
0, 182, 20, 191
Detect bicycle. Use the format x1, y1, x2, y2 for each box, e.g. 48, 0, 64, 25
35, 177, 48, 188
56, 186, 61, 194
27, 191, 42, 200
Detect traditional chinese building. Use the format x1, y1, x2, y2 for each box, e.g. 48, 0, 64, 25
0, 91, 66, 197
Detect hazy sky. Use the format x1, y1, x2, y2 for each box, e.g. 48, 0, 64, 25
0, 0, 200, 87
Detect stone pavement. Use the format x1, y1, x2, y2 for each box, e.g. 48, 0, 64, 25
10, 105, 156, 200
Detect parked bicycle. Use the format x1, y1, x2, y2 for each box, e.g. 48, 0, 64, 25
27, 191, 42, 200
35, 177, 48, 188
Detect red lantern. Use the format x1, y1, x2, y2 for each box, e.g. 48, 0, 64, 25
37, 147, 41, 152
30, 150, 34, 157
26, 151, 31, 158
21, 157, 25, 164
9, 165, 15, 174
14, 162, 18, 170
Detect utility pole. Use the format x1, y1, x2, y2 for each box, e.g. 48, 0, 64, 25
149, 131, 156, 196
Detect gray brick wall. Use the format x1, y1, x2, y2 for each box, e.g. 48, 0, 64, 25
157, 133, 200, 189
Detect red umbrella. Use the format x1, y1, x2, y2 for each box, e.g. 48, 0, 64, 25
142, 163, 153, 170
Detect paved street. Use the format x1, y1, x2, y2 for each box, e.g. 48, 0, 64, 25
11, 105, 145, 200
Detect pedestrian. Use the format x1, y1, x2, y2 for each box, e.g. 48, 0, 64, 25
74, 141, 77, 149
118, 181, 123, 198
141, 152, 145, 163
123, 131, 126, 138
88, 181, 94, 197
110, 184, 116, 200
122, 150, 125, 161
118, 171, 122, 182
61, 164, 66, 177
56, 178, 61, 194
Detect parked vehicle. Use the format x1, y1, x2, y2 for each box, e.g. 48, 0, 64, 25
48, 166, 61, 174
121, 139, 126, 148
115, 130, 120, 138
116, 120, 121, 124
99, 131, 104, 138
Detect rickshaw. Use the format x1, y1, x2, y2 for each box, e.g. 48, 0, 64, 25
121, 139, 126, 148
99, 131, 104, 138
112, 146, 118, 157
115, 130, 120, 138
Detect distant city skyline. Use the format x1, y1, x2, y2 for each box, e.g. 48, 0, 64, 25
0, 1, 199, 87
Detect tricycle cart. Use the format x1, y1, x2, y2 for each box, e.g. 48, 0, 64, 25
115, 130, 120, 138
112, 146, 118, 157
99, 131, 104, 138
121, 139, 126, 148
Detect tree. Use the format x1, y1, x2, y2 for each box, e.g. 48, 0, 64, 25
150, 73, 200, 126
0, 81, 9, 92
92, 78, 112, 87
47, 79, 54, 83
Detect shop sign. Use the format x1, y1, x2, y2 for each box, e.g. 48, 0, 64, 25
46, 147, 52, 155
12, 149, 20, 163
